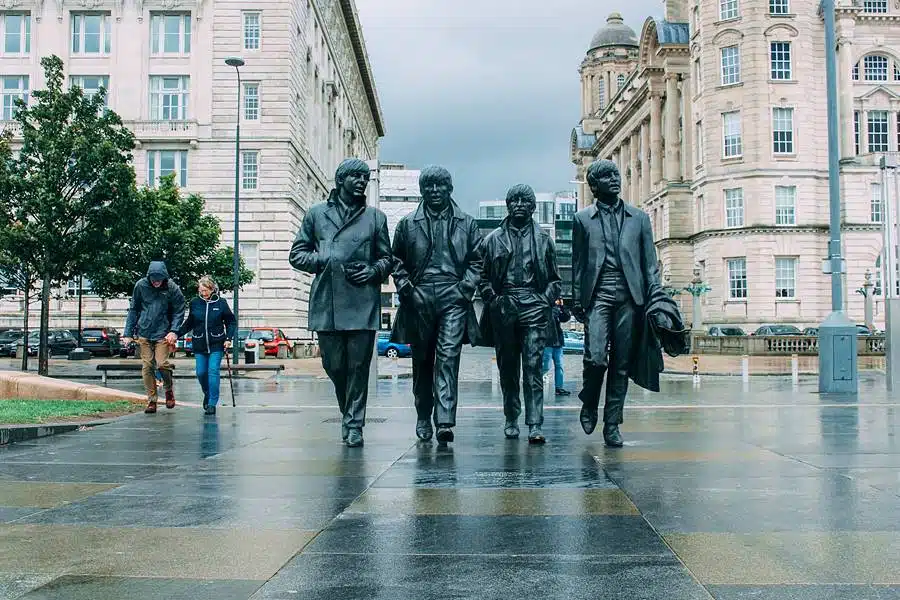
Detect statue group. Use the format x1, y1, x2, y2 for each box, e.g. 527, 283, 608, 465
290, 158, 688, 448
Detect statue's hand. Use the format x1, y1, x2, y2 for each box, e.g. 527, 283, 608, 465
572, 304, 586, 324
346, 265, 378, 286
653, 312, 672, 329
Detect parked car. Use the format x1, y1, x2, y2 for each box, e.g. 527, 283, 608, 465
803, 327, 818, 336
248, 328, 293, 356
10, 329, 78, 358
562, 330, 584, 354
856, 324, 873, 335
707, 326, 746, 336
376, 330, 411, 358
0, 329, 23, 357
752, 325, 802, 336
78, 327, 122, 356
176, 334, 193, 356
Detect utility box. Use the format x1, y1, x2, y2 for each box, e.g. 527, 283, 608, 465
818, 311, 858, 394
244, 341, 260, 364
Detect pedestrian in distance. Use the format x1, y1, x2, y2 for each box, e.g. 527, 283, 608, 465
542, 298, 572, 396
178, 276, 236, 416
122, 261, 186, 414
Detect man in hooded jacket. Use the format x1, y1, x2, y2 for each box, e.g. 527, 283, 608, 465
122, 261, 186, 414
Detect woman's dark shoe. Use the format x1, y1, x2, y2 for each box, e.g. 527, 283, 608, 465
204, 406, 216, 416
202, 395, 209, 410
555, 388, 571, 396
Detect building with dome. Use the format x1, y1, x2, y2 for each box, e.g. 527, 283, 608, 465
570, 0, 900, 332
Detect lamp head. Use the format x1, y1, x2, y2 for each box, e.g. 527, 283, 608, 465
225, 57, 245, 68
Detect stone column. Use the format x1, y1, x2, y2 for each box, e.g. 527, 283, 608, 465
630, 129, 641, 205
641, 120, 651, 201
664, 73, 681, 182
864, 269, 875, 332
680, 75, 694, 178
620, 139, 630, 200
650, 92, 663, 185
838, 38, 855, 158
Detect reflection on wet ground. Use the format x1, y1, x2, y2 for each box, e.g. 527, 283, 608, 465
1, 373, 900, 598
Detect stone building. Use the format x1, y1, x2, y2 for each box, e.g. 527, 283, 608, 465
571, 1, 899, 331
0, 0, 384, 338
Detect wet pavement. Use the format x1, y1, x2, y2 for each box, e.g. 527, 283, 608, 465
1, 372, 900, 598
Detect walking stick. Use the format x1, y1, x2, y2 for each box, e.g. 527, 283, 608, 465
225, 349, 236, 407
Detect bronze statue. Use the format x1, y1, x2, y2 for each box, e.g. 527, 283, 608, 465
289, 158, 393, 448
477, 184, 561, 444
572, 159, 687, 447
390, 166, 483, 445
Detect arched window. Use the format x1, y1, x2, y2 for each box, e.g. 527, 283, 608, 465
853, 54, 898, 82
616, 73, 626, 90
598, 79, 606, 109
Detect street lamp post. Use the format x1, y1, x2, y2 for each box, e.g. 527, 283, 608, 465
226, 56, 244, 364
880, 154, 900, 389
817, 0, 857, 394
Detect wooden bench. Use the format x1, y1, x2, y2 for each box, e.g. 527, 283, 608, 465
95, 363, 285, 385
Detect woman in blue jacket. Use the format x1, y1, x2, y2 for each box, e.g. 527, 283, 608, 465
179, 276, 237, 415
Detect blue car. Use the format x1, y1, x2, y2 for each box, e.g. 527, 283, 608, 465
562, 331, 584, 354
377, 331, 411, 358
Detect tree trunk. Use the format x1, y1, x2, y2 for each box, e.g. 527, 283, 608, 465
19, 279, 29, 372
38, 274, 51, 376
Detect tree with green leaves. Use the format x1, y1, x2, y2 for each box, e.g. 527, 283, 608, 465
86, 174, 255, 300
2, 55, 138, 375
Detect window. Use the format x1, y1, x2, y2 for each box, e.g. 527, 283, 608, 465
722, 111, 742, 157
775, 258, 797, 299
150, 14, 191, 55
1, 75, 28, 120
868, 111, 889, 152
71, 13, 111, 55
694, 58, 702, 92
864, 55, 888, 82
241, 151, 258, 190
854, 111, 861, 154
70, 75, 109, 105
872, 183, 884, 223
67, 278, 93, 296
772, 107, 794, 154
852, 63, 859, 81
0, 274, 17, 295
1, 13, 30, 55
863, 0, 888, 12
696, 120, 704, 164
149, 75, 189, 120
239, 242, 259, 284
598, 79, 605, 109
720, 0, 739, 20
770, 42, 791, 80
616, 73, 626, 90
242, 11, 260, 51
725, 188, 744, 228
243, 82, 259, 121
147, 150, 188, 188
769, 0, 789, 14
727, 258, 747, 299
775, 186, 796, 225
895, 64, 900, 81
696, 194, 705, 230
720, 46, 741, 85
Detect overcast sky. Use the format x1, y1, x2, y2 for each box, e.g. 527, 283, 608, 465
355, 0, 658, 212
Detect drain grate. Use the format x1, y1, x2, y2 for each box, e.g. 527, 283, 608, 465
322, 417, 388, 423
248, 409, 304, 414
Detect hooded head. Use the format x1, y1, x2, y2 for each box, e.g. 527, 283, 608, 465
146, 261, 170, 288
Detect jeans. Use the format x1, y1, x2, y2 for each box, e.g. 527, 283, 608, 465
542, 346, 564, 389
195, 351, 224, 407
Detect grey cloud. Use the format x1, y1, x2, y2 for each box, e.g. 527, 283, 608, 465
356, 0, 662, 211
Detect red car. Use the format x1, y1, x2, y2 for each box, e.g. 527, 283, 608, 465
248, 328, 293, 356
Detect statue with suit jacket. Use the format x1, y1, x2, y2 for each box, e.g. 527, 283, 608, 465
477, 184, 561, 444
572, 159, 689, 448
289, 158, 393, 448
390, 165, 483, 445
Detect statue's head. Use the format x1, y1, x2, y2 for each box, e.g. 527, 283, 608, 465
419, 165, 453, 211
586, 159, 621, 203
334, 158, 371, 201
505, 183, 536, 222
